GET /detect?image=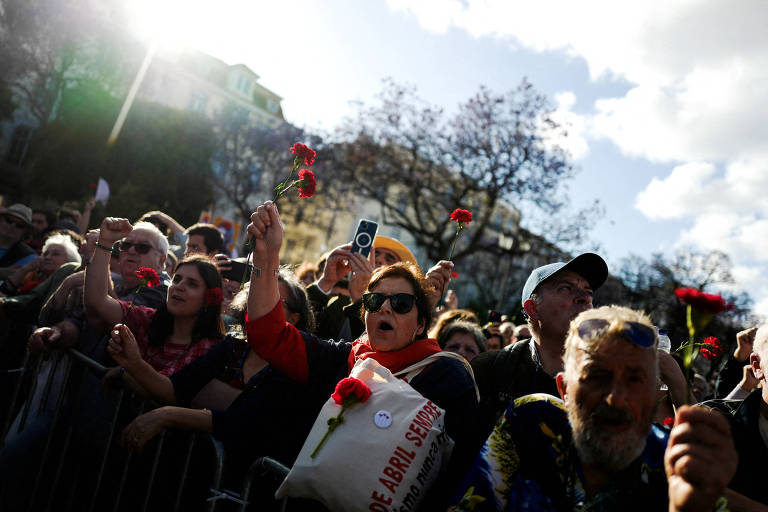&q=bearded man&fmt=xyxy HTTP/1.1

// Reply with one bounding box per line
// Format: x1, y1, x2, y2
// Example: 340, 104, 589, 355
450, 306, 736, 512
